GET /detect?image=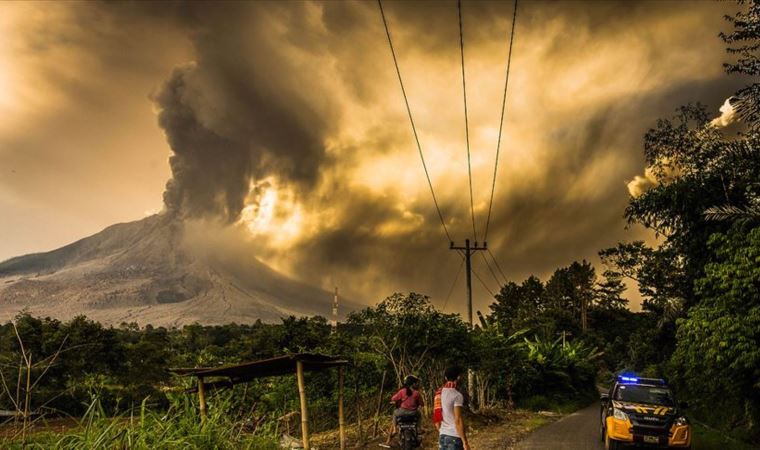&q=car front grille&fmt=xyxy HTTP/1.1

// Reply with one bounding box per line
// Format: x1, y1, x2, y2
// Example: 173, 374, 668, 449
629, 414, 673, 437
